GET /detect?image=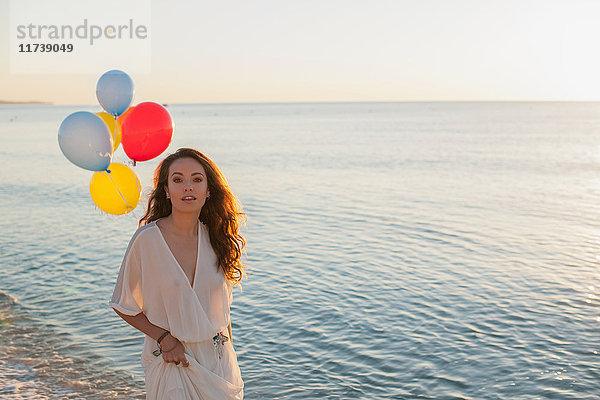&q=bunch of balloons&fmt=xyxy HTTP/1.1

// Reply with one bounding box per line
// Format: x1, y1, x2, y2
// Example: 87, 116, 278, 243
58, 69, 174, 215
